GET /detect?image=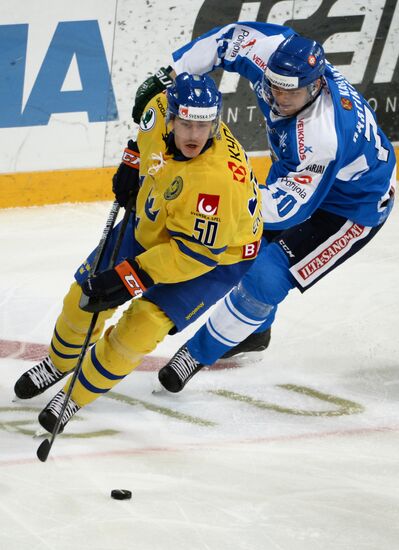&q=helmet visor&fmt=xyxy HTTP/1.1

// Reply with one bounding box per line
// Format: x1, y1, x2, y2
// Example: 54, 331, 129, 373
262, 69, 320, 117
